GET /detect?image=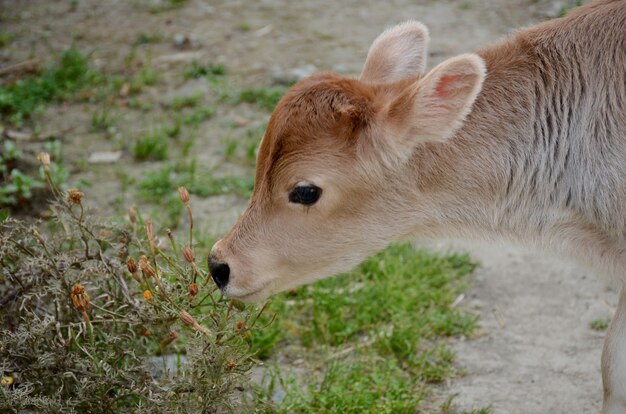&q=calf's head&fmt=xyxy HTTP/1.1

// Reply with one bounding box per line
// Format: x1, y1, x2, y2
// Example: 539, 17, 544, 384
209, 21, 486, 301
